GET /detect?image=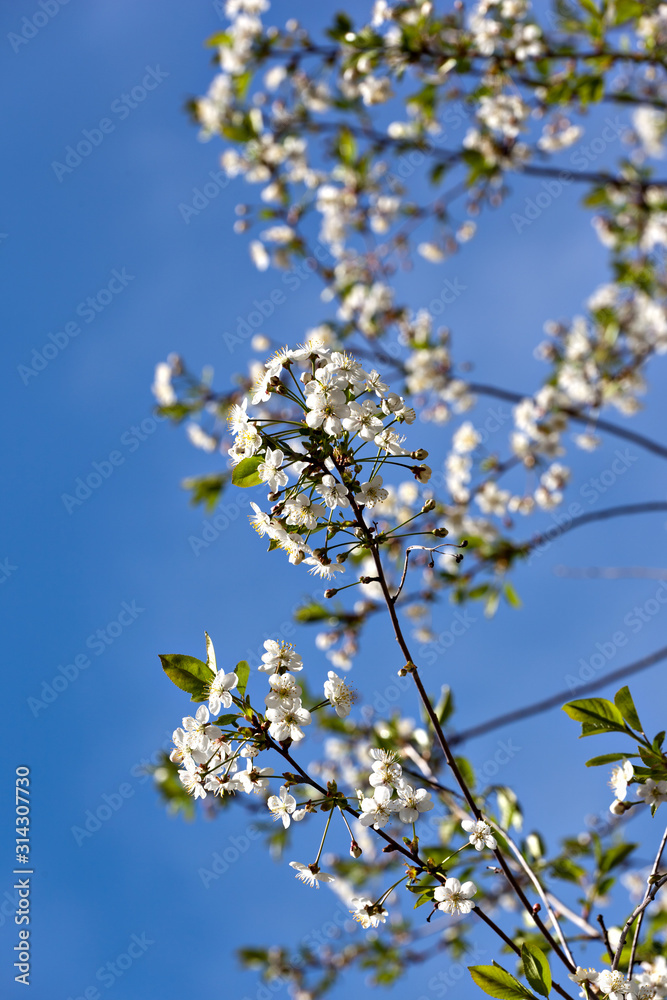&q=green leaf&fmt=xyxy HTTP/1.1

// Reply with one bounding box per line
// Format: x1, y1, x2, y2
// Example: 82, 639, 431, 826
562, 698, 627, 737
231, 456, 262, 488
503, 582, 522, 609
213, 713, 239, 727
235, 660, 250, 698
337, 127, 357, 165
612, 0, 641, 21
599, 841, 636, 874
468, 964, 536, 1000
294, 601, 330, 623
614, 686, 643, 733
160, 654, 214, 702
586, 753, 635, 767
521, 944, 552, 998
